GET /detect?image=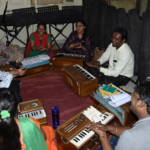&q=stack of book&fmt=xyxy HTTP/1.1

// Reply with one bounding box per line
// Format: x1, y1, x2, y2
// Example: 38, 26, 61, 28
99, 85, 131, 108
